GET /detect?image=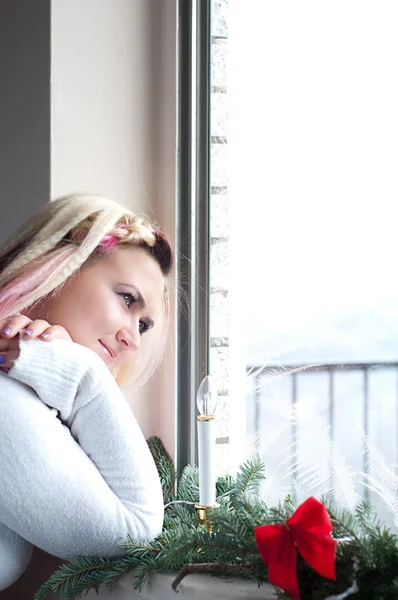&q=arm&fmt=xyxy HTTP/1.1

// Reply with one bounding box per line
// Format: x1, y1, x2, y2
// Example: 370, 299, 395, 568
1, 338, 163, 558
0, 522, 33, 591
